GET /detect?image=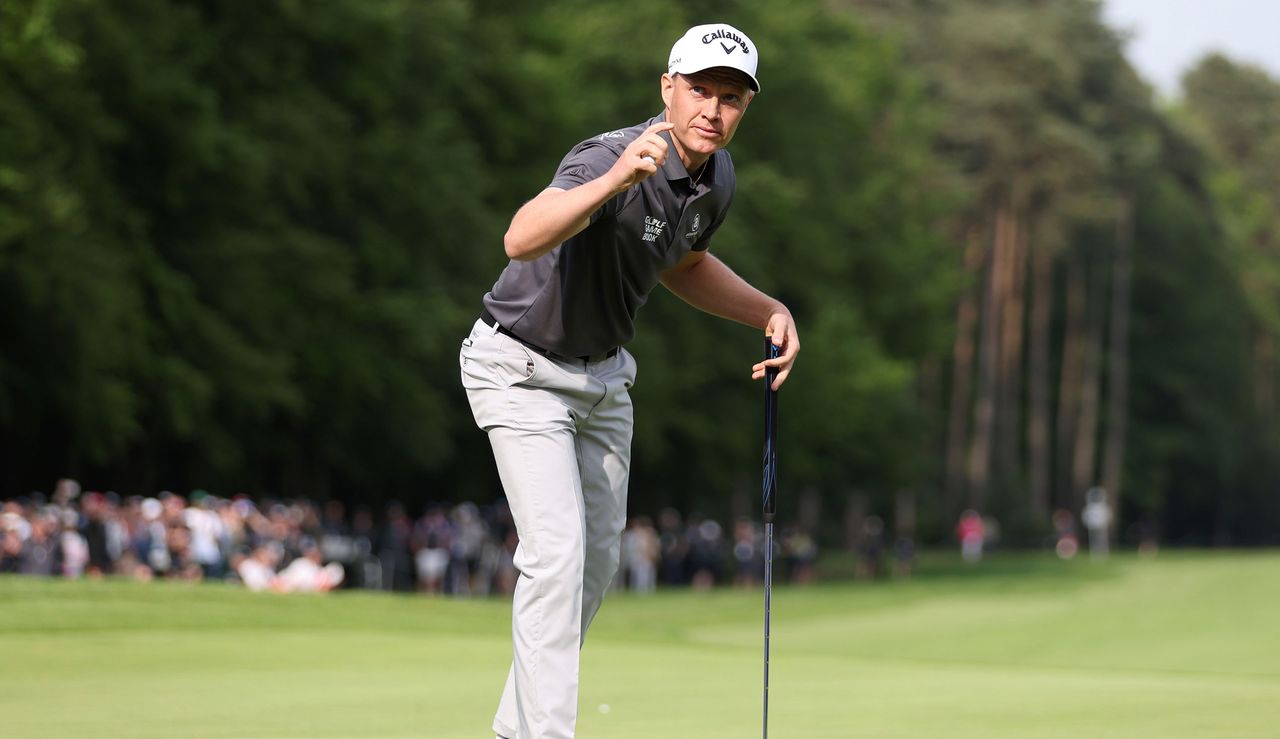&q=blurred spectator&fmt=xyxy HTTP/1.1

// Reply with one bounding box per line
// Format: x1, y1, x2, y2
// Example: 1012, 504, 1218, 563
448, 502, 487, 596
473, 501, 512, 597
1, 525, 21, 573
956, 509, 986, 563
1082, 487, 1112, 560
982, 514, 1002, 551
412, 505, 452, 595
184, 491, 226, 579
785, 524, 819, 585
276, 540, 344, 593
622, 516, 660, 593
730, 519, 762, 588
235, 543, 282, 592
349, 505, 381, 589
853, 517, 881, 582
893, 534, 915, 580
686, 516, 723, 591
59, 509, 89, 578
657, 508, 688, 586
379, 502, 415, 592
23, 510, 61, 577
81, 492, 113, 577
234, 540, 343, 594
52, 478, 80, 508
322, 500, 349, 536
164, 523, 203, 581
1053, 508, 1080, 560
1, 481, 823, 597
